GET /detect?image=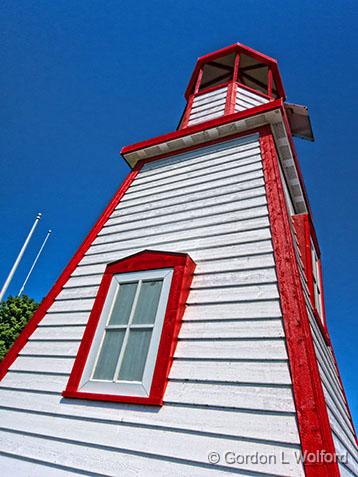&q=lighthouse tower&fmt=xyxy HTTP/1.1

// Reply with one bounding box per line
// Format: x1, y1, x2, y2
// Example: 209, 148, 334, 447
0, 43, 356, 477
